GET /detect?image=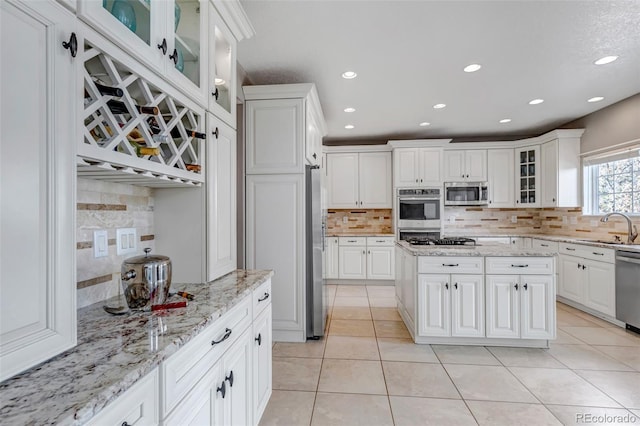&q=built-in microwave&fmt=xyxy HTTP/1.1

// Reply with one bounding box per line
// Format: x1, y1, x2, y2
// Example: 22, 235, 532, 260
396, 188, 441, 229
444, 182, 488, 206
